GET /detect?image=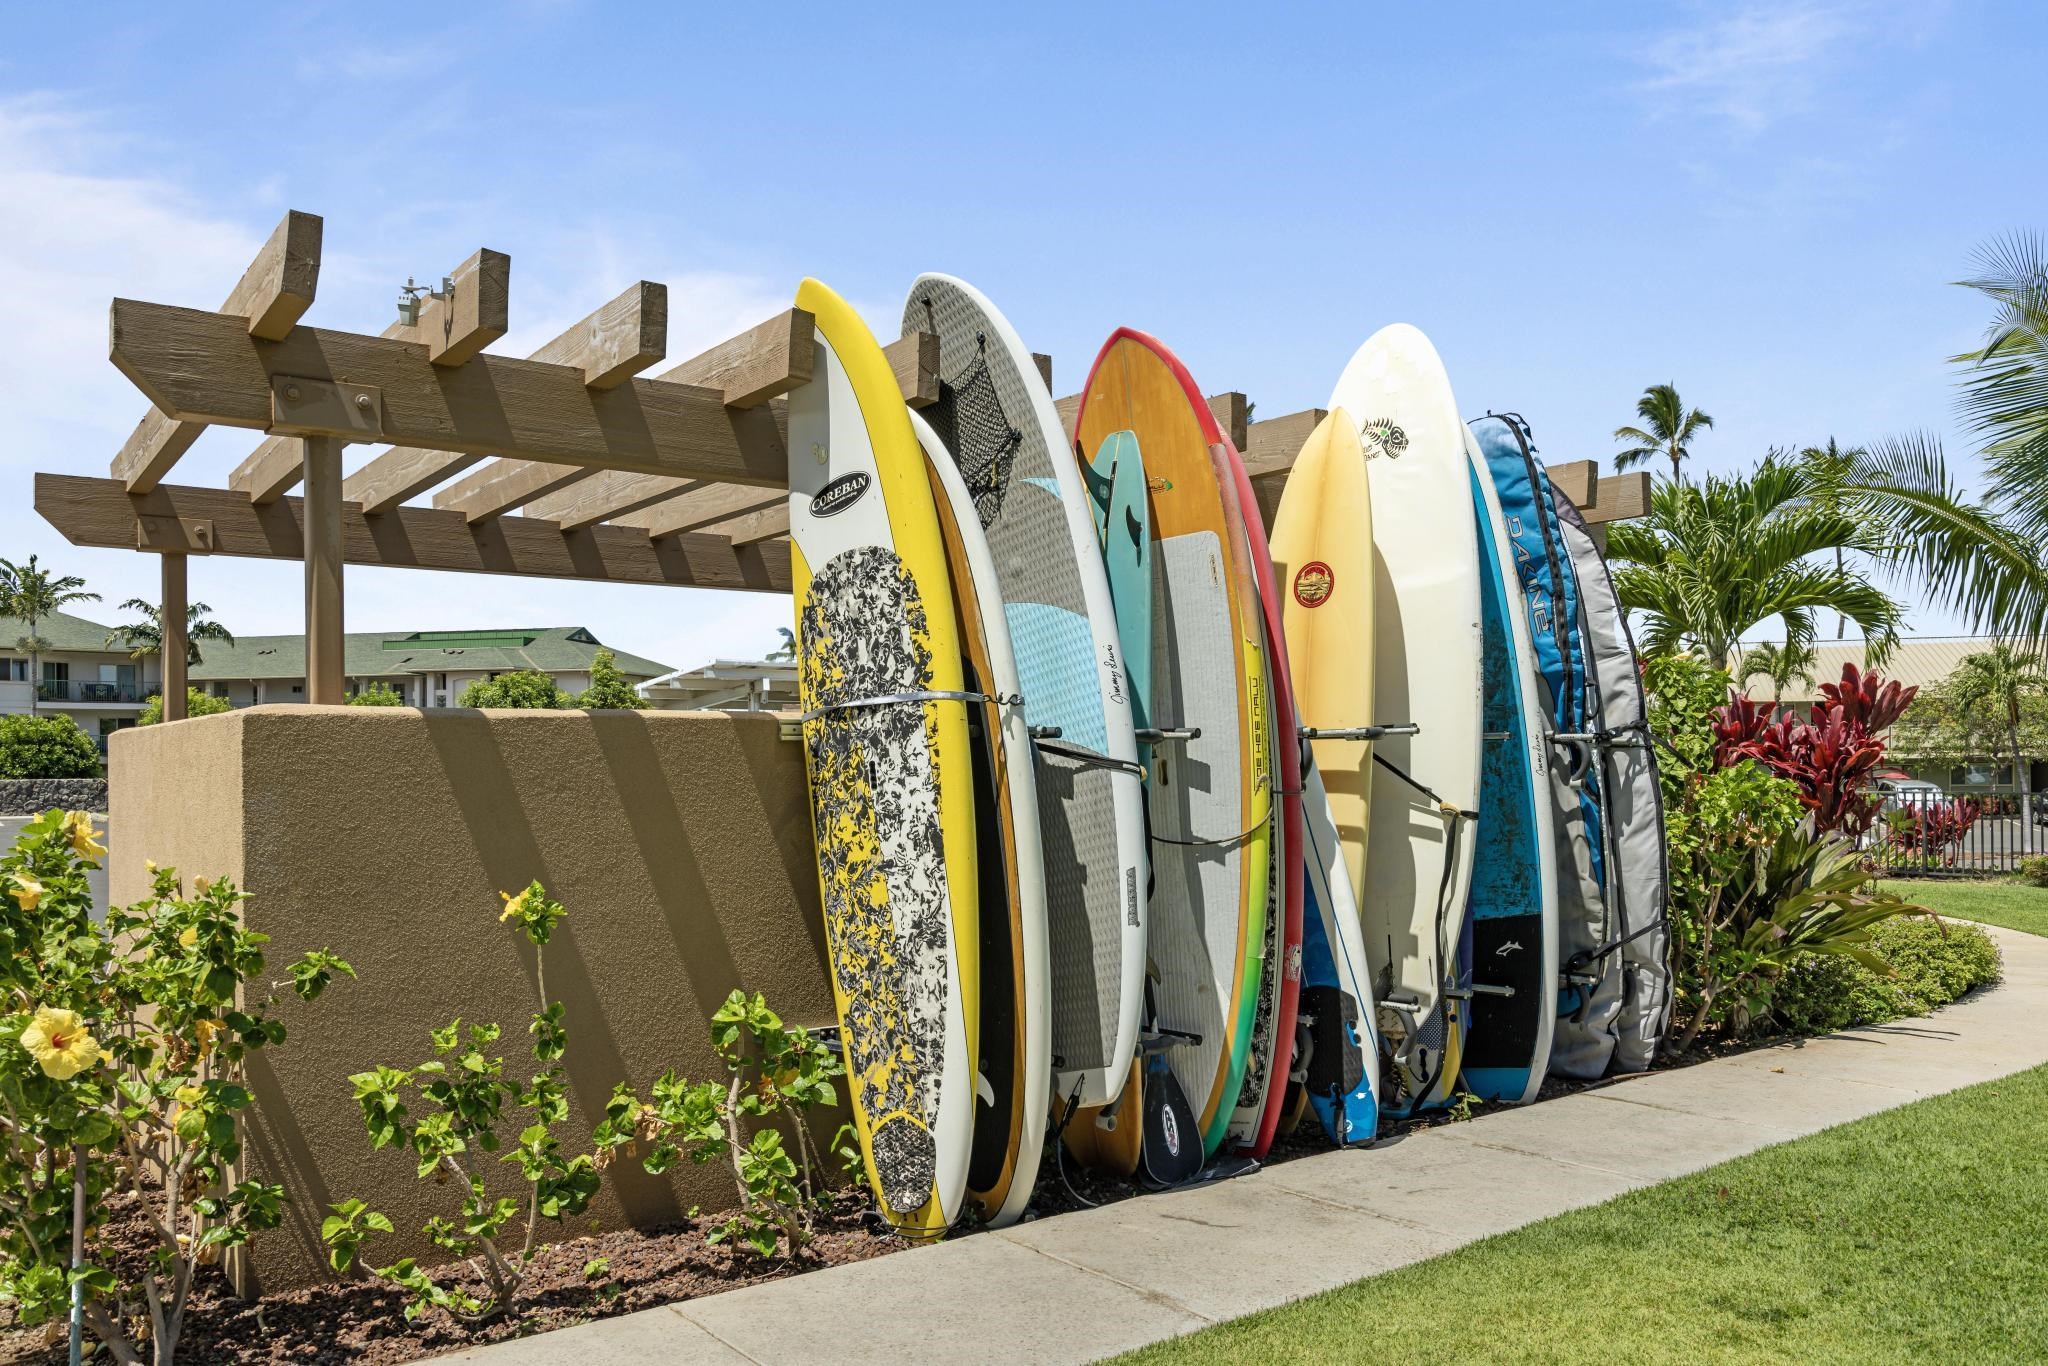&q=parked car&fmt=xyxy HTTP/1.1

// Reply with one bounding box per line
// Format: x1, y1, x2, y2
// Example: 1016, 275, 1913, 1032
1870, 776, 1946, 814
